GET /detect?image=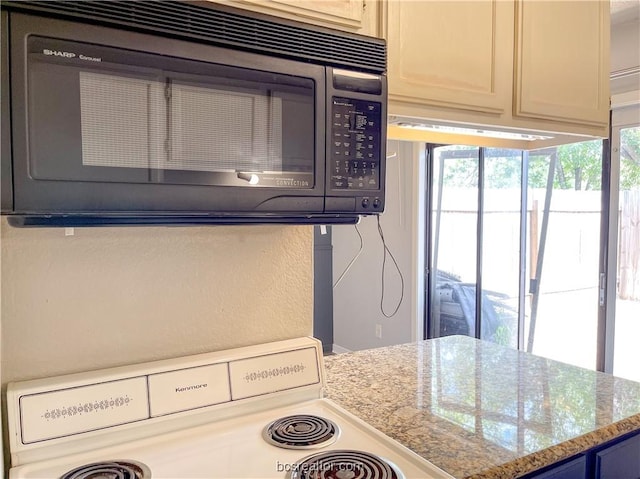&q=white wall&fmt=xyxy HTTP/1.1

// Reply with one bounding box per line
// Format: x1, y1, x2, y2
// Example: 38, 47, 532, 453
0, 222, 313, 385
1, 221, 313, 473
611, 15, 640, 94
611, 15, 640, 71
332, 141, 425, 351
